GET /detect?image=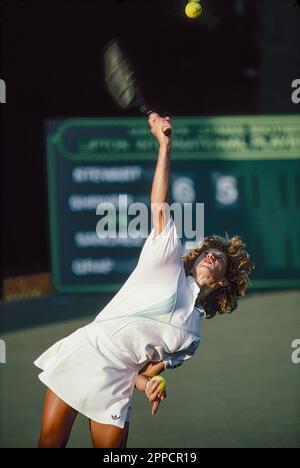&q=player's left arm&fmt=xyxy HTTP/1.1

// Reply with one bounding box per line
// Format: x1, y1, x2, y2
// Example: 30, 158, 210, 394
133, 360, 164, 392
139, 361, 165, 378
134, 361, 166, 416
139, 360, 165, 377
